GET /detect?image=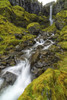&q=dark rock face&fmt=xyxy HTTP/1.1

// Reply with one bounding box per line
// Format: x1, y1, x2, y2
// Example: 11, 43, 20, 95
2, 71, 17, 85
0, 72, 17, 90
53, 0, 67, 15
9, 0, 42, 14
41, 0, 67, 16
41, 1, 55, 16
